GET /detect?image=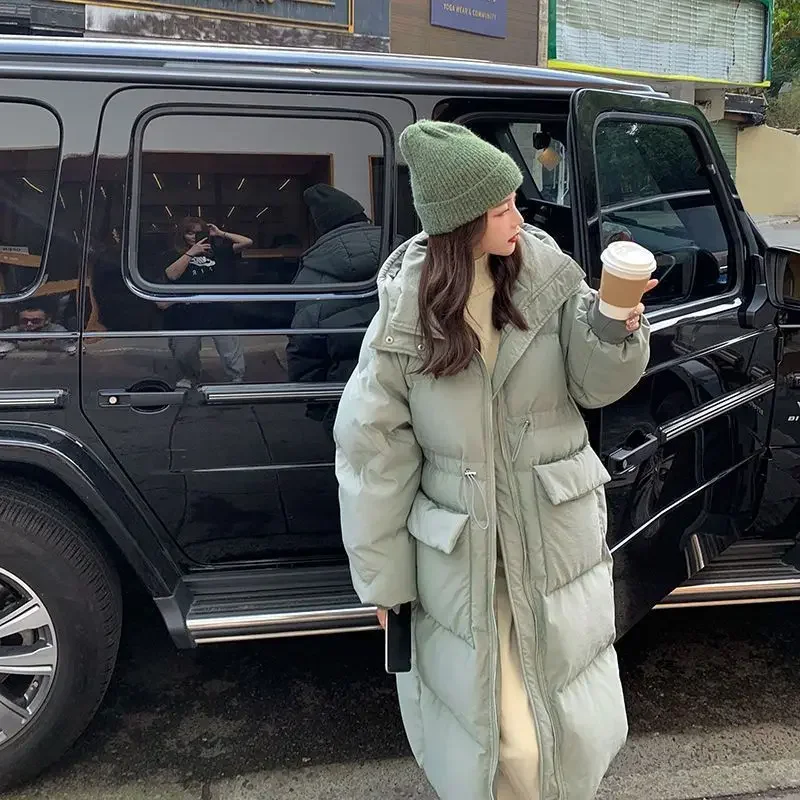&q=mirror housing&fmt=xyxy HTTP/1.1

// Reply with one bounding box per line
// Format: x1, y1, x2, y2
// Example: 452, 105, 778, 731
766, 246, 800, 311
